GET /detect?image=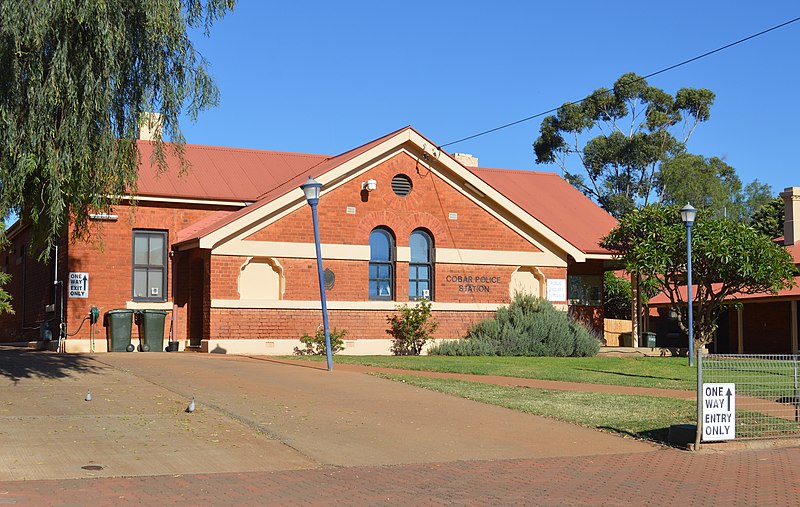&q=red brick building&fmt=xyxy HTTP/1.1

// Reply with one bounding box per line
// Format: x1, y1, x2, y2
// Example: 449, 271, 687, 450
0, 127, 617, 354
